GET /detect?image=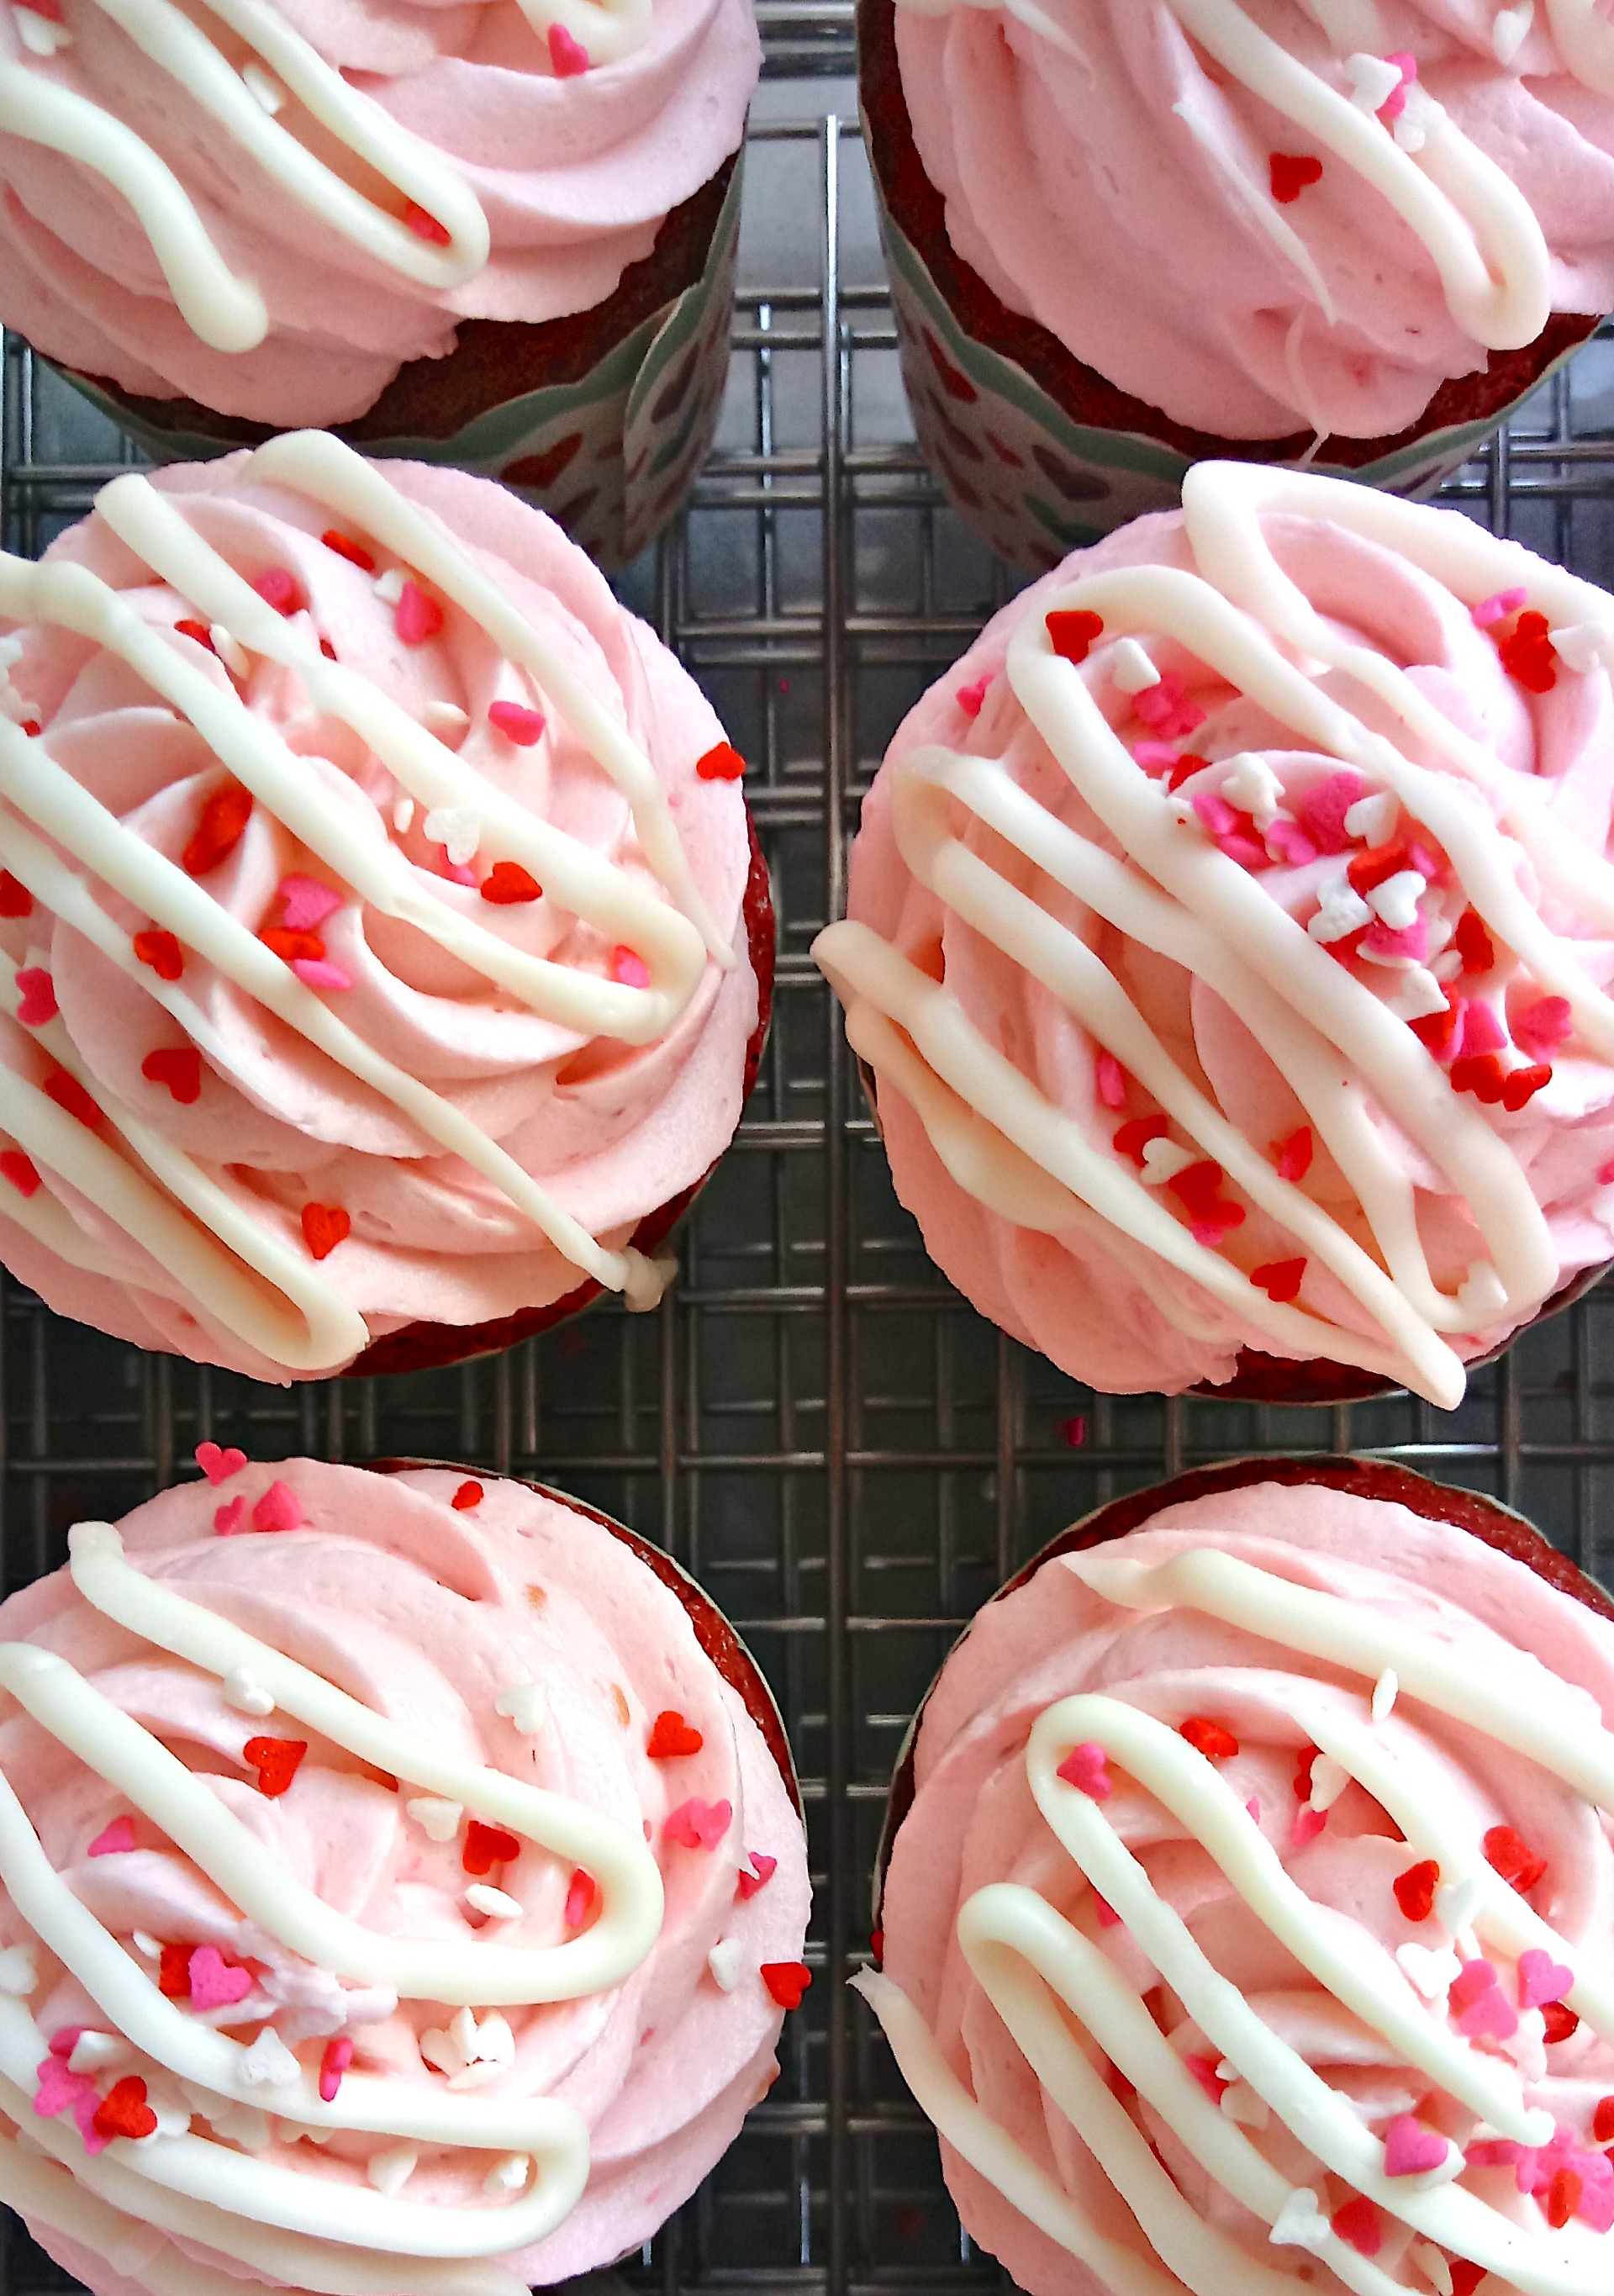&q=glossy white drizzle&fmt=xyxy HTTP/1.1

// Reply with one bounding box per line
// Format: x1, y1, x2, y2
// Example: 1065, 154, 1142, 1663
0, 0, 656, 356
0, 434, 734, 1372
0, 1517, 672, 2287
862, 1542, 1614, 2296
814, 463, 1614, 1407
